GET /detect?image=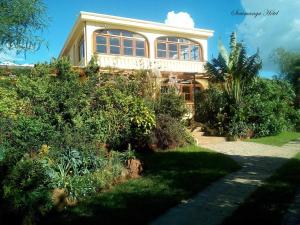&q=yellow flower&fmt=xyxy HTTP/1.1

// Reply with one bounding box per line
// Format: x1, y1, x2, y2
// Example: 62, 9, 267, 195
39, 144, 50, 156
